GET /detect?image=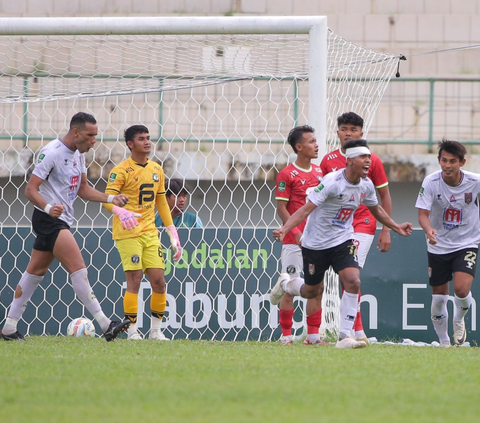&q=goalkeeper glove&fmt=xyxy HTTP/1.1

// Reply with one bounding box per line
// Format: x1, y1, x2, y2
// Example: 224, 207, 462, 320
112, 206, 141, 230
166, 225, 182, 262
